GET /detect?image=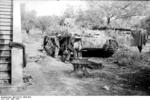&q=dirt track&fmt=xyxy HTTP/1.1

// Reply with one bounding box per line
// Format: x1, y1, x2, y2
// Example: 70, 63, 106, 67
4, 33, 150, 96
